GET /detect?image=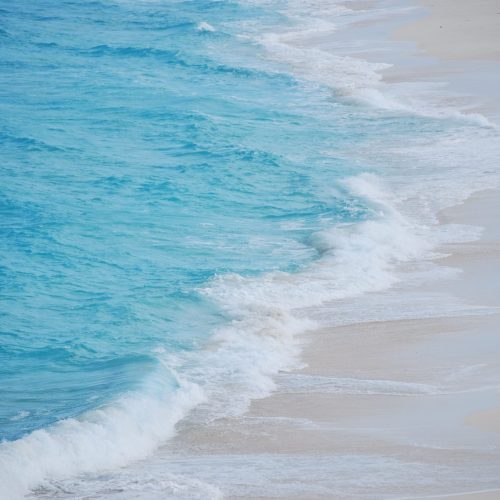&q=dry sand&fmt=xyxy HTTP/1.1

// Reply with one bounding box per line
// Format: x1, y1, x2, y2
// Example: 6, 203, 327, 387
386, 0, 500, 121
167, 191, 500, 498
163, 2, 500, 498
393, 0, 500, 61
